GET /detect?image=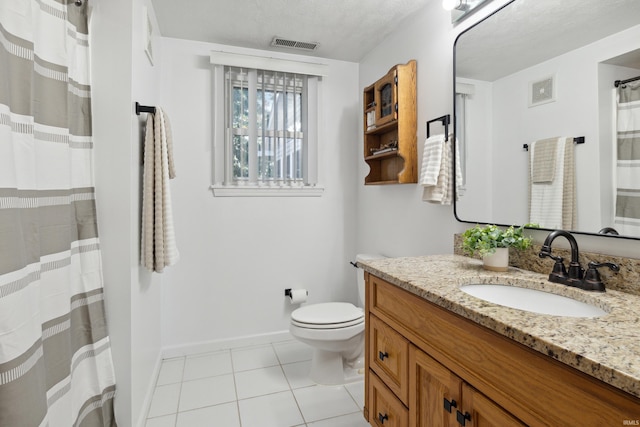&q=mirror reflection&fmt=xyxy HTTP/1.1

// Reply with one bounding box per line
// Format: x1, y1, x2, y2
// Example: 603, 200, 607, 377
454, 0, 640, 239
